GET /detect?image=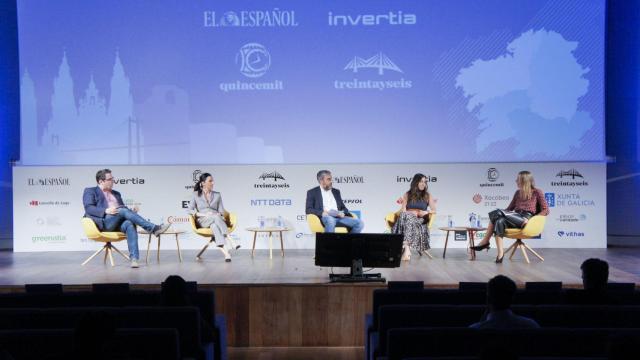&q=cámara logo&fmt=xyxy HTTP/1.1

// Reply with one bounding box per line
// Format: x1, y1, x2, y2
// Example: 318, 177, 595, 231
204, 9, 299, 28
167, 215, 190, 224
29, 200, 70, 207
28, 177, 69, 186
255, 171, 290, 189
328, 11, 417, 26
551, 169, 588, 187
